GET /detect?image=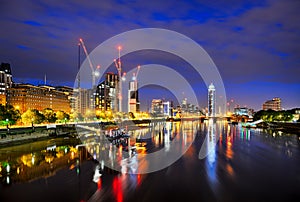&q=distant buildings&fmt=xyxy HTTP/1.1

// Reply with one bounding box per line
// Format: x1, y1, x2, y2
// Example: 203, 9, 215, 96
0, 63, 13, 105
263, 97, 281, 111
208, 83, 216, 117
180, 98, 200, 115
234, 107, 254, 117
7, 84, 70, 113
